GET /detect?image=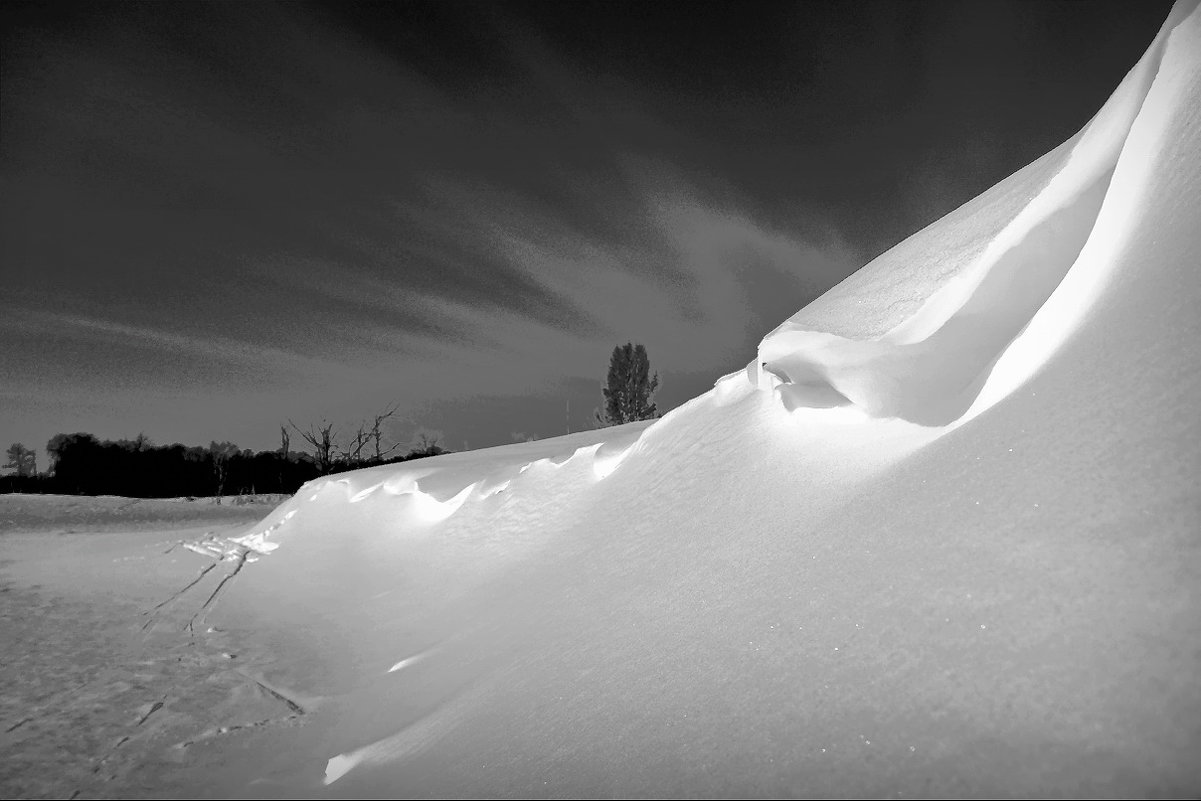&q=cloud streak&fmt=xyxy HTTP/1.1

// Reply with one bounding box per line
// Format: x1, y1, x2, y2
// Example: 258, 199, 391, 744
0, 1, 1169, 453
